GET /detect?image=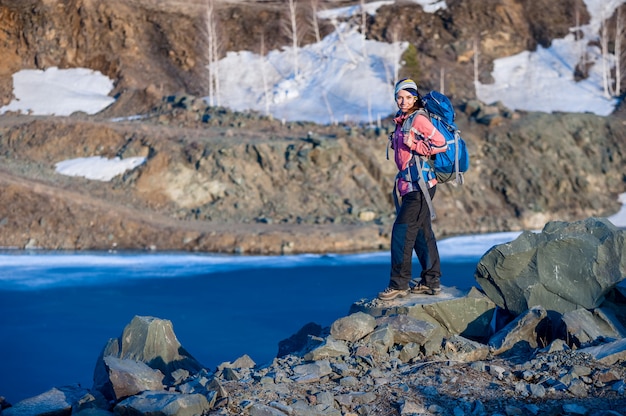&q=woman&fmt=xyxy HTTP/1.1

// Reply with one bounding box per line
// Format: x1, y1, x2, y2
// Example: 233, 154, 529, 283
378, 78, 447, 301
